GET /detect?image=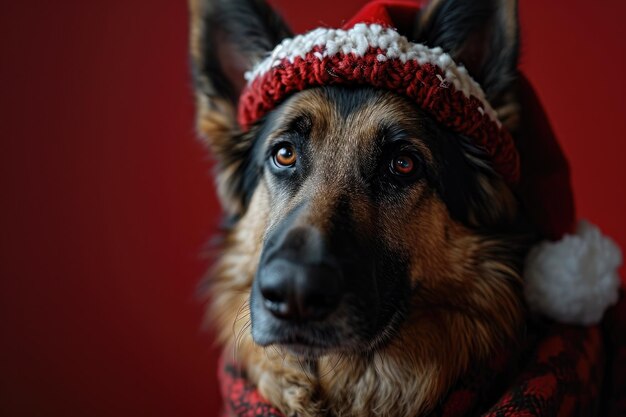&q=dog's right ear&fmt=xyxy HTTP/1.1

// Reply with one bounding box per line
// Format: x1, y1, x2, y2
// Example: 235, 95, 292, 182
189, 0, 292, 217
413, 0, 519, 109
